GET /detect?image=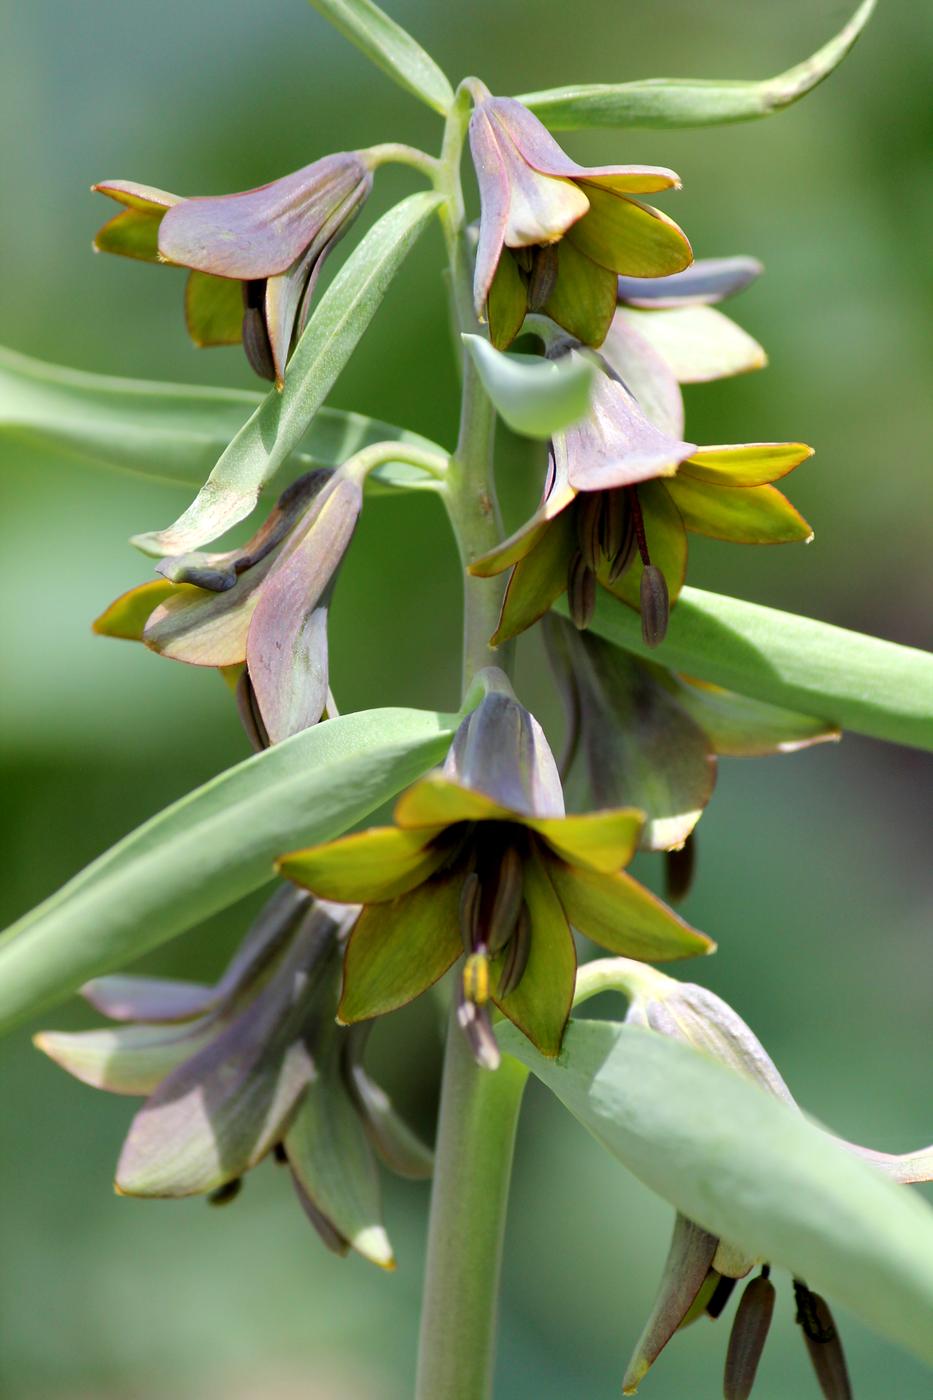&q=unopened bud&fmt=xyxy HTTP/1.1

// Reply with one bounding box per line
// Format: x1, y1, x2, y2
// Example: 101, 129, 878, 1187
665, 833, 696, 903
486, 847, 524, 953
463, 951, 491, 1006
794, 1283, 851, 1399
640, 564, 669, 647
567, 551, 596, 629
527, 244, 559, 311
724, 1272, 776, 1399
497, 902, 531, 998
459, 871, 482, 954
